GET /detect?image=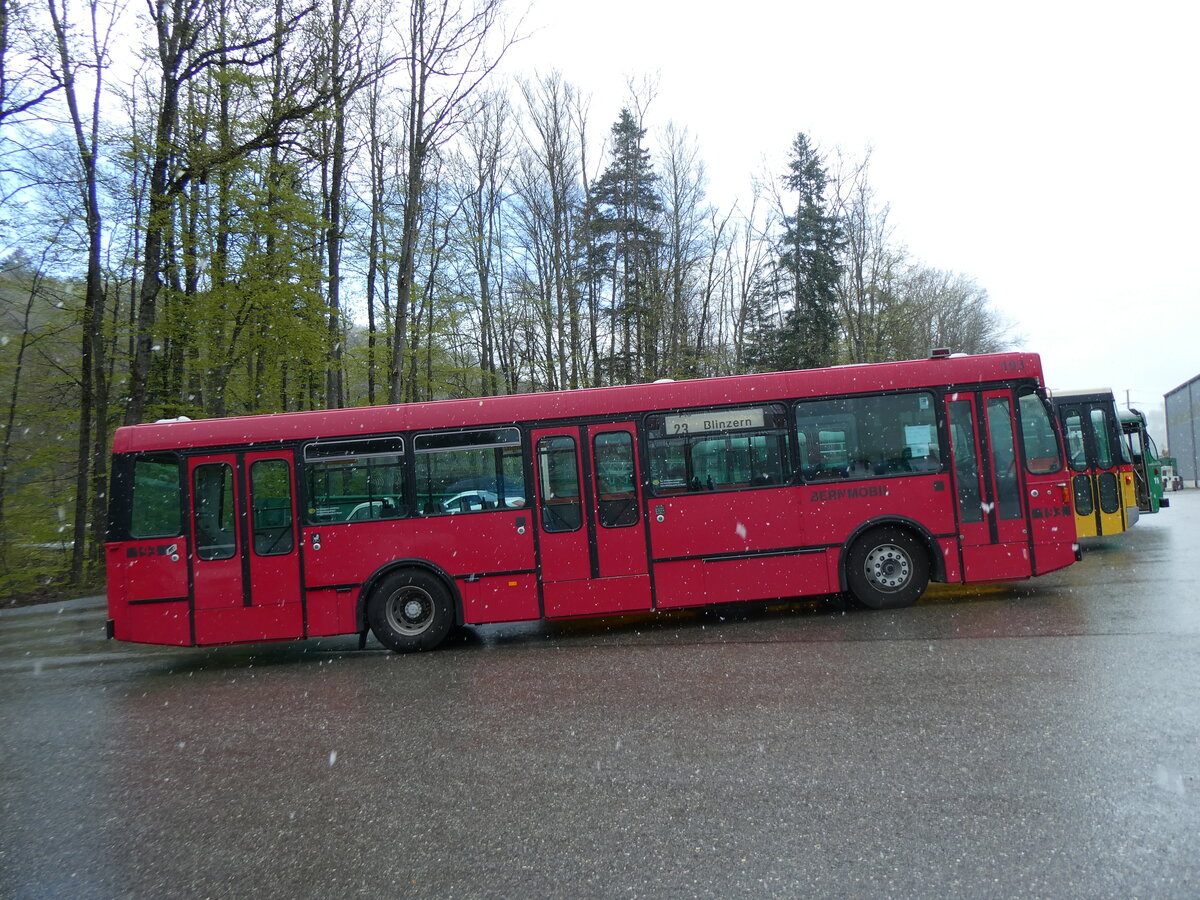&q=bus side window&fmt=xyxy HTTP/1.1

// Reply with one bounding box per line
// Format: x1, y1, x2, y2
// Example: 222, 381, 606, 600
947, 405, 984, 524
251, 459, 295, 555
537, 436, 582, 532
648, 439, 688, 493
796, 433, 813, 479
797, 392, 940, 482
987, 397, 1022, 520
414, 428, 525, 515
594, 431, 638, 528
645, 405, 790, 494
303, 437, 406, 523
192, 463, 236, 560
